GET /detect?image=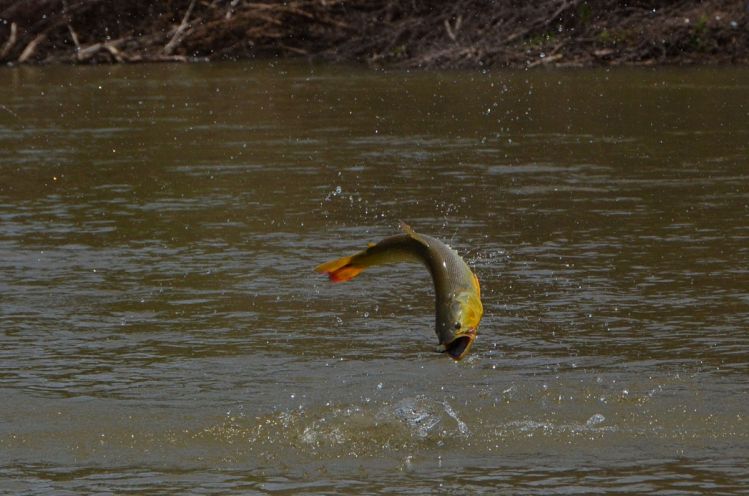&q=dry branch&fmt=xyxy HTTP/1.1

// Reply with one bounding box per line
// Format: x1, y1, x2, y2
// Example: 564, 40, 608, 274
18, 32, 46, 62
164, 0, 197, 55
0, 21, 17, 59
0, 0, 745, 67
